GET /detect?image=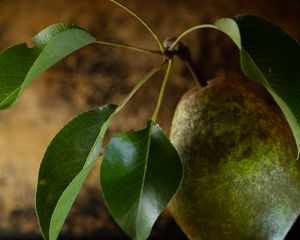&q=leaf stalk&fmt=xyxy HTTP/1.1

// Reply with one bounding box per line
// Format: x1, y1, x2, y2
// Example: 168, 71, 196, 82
152, 59, 173, 122
110, 0, 164, 53
96, 40, 162, 55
